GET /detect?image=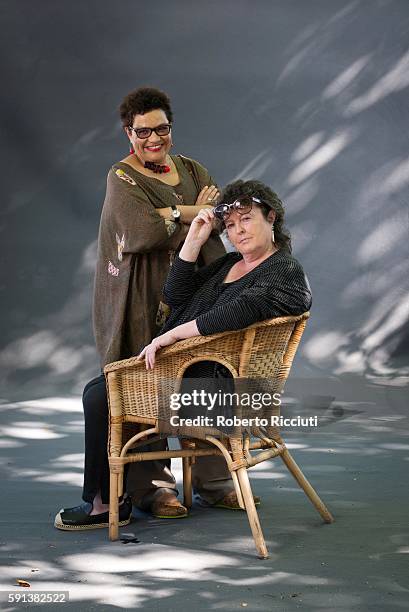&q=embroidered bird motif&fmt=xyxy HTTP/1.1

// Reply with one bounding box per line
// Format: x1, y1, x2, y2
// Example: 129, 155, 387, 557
116, 233, 125, 262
